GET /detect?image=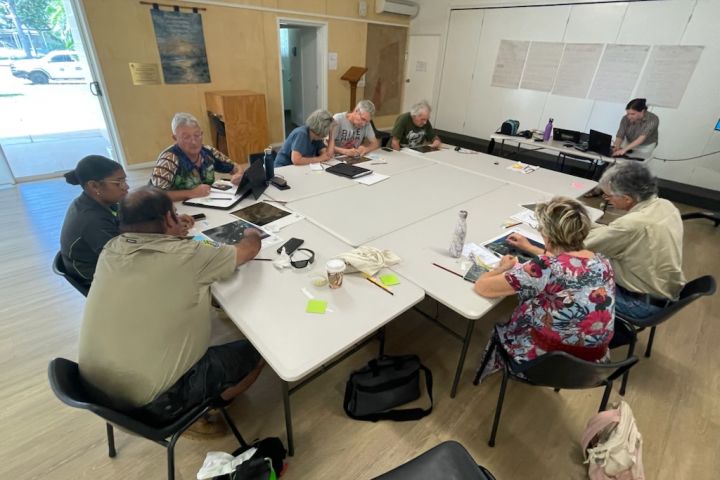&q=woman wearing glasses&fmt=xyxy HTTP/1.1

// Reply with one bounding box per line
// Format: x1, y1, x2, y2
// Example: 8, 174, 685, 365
61, 155, 194, 288
274, 109, 335, 167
